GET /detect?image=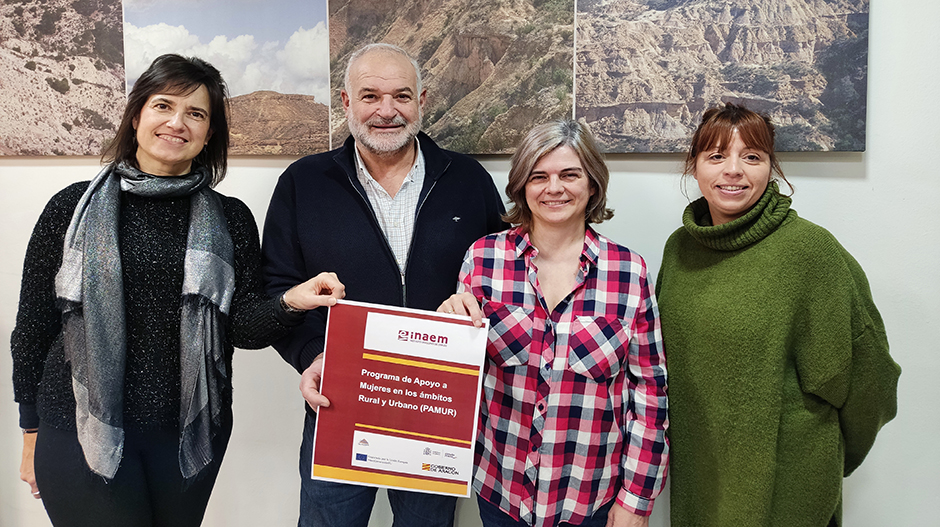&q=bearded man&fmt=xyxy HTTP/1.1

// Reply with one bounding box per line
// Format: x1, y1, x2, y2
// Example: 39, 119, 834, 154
261, 43, 506, 527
